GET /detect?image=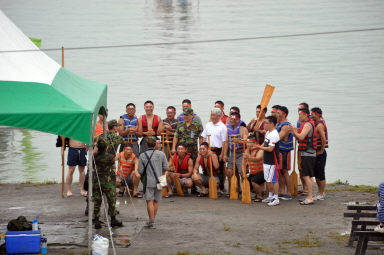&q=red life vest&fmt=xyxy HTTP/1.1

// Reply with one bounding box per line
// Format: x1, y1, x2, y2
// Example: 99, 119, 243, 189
315, 120, 329, 149
221, 115, 228, 124
298, 120, 318, 151
199, 152, 219, 176
141, 114, 159, 133
118, 152, 136, 178
173, 153, 191, 174
248, 150, 263, 175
